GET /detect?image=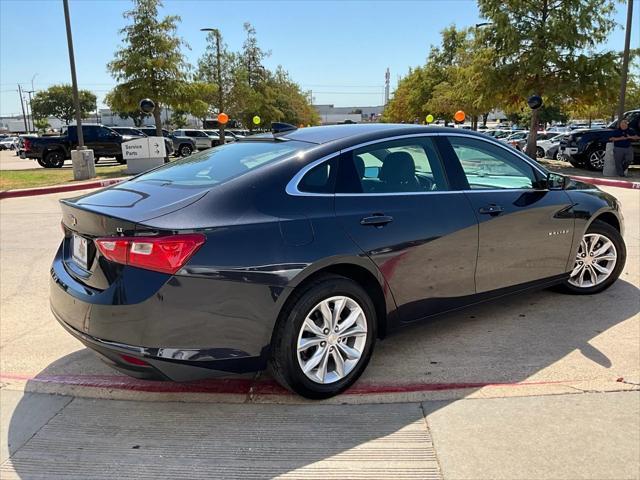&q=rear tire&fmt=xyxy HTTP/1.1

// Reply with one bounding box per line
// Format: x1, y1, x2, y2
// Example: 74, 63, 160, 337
536, 147, 545, 158
44, 150, 65, 168
555, 220, 625, 295
269, 274, 376, 399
